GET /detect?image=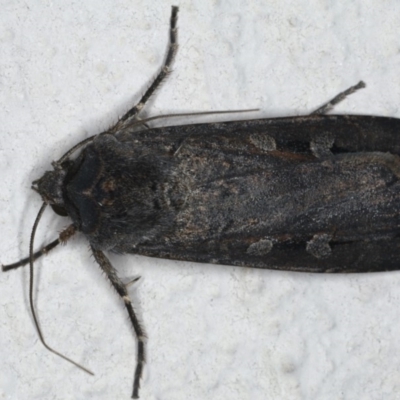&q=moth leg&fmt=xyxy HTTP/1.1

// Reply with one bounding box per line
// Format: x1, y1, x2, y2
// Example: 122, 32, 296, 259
311, 81, 365, 115
117, 6, 179, 125
91, 247, 145, 399
2, 224, 76, 272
